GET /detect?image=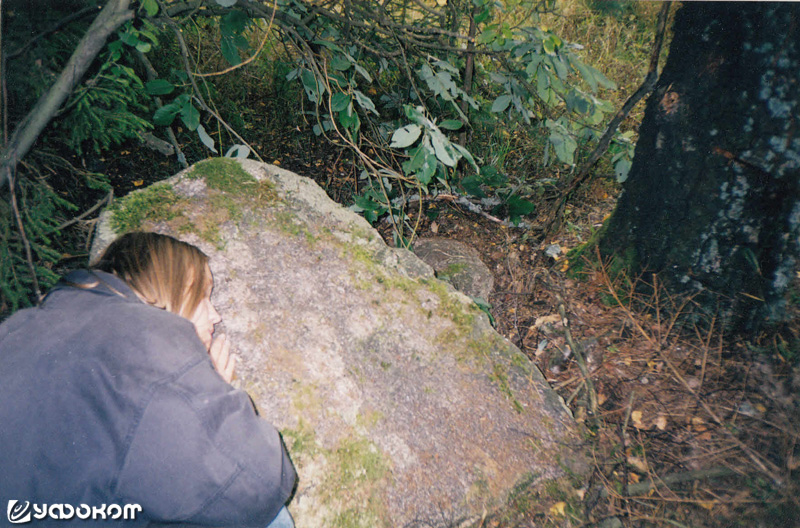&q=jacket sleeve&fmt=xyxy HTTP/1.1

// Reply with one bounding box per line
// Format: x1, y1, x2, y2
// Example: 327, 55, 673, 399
114, 359, 296, 527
